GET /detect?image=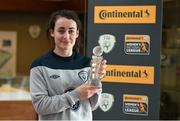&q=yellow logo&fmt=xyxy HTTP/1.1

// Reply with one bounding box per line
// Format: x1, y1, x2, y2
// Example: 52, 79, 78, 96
124, 35, 150, 55
94, 6, 156, 24
123, 94, 148, 115
102, 65, 154, 84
